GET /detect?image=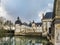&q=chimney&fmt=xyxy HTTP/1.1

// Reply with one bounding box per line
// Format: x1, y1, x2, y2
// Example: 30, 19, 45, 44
42, 13, 44, 19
